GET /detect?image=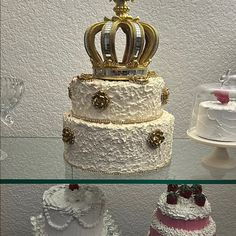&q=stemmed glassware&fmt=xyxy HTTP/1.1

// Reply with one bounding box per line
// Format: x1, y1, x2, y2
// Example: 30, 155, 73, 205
1, 77, 25, 160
